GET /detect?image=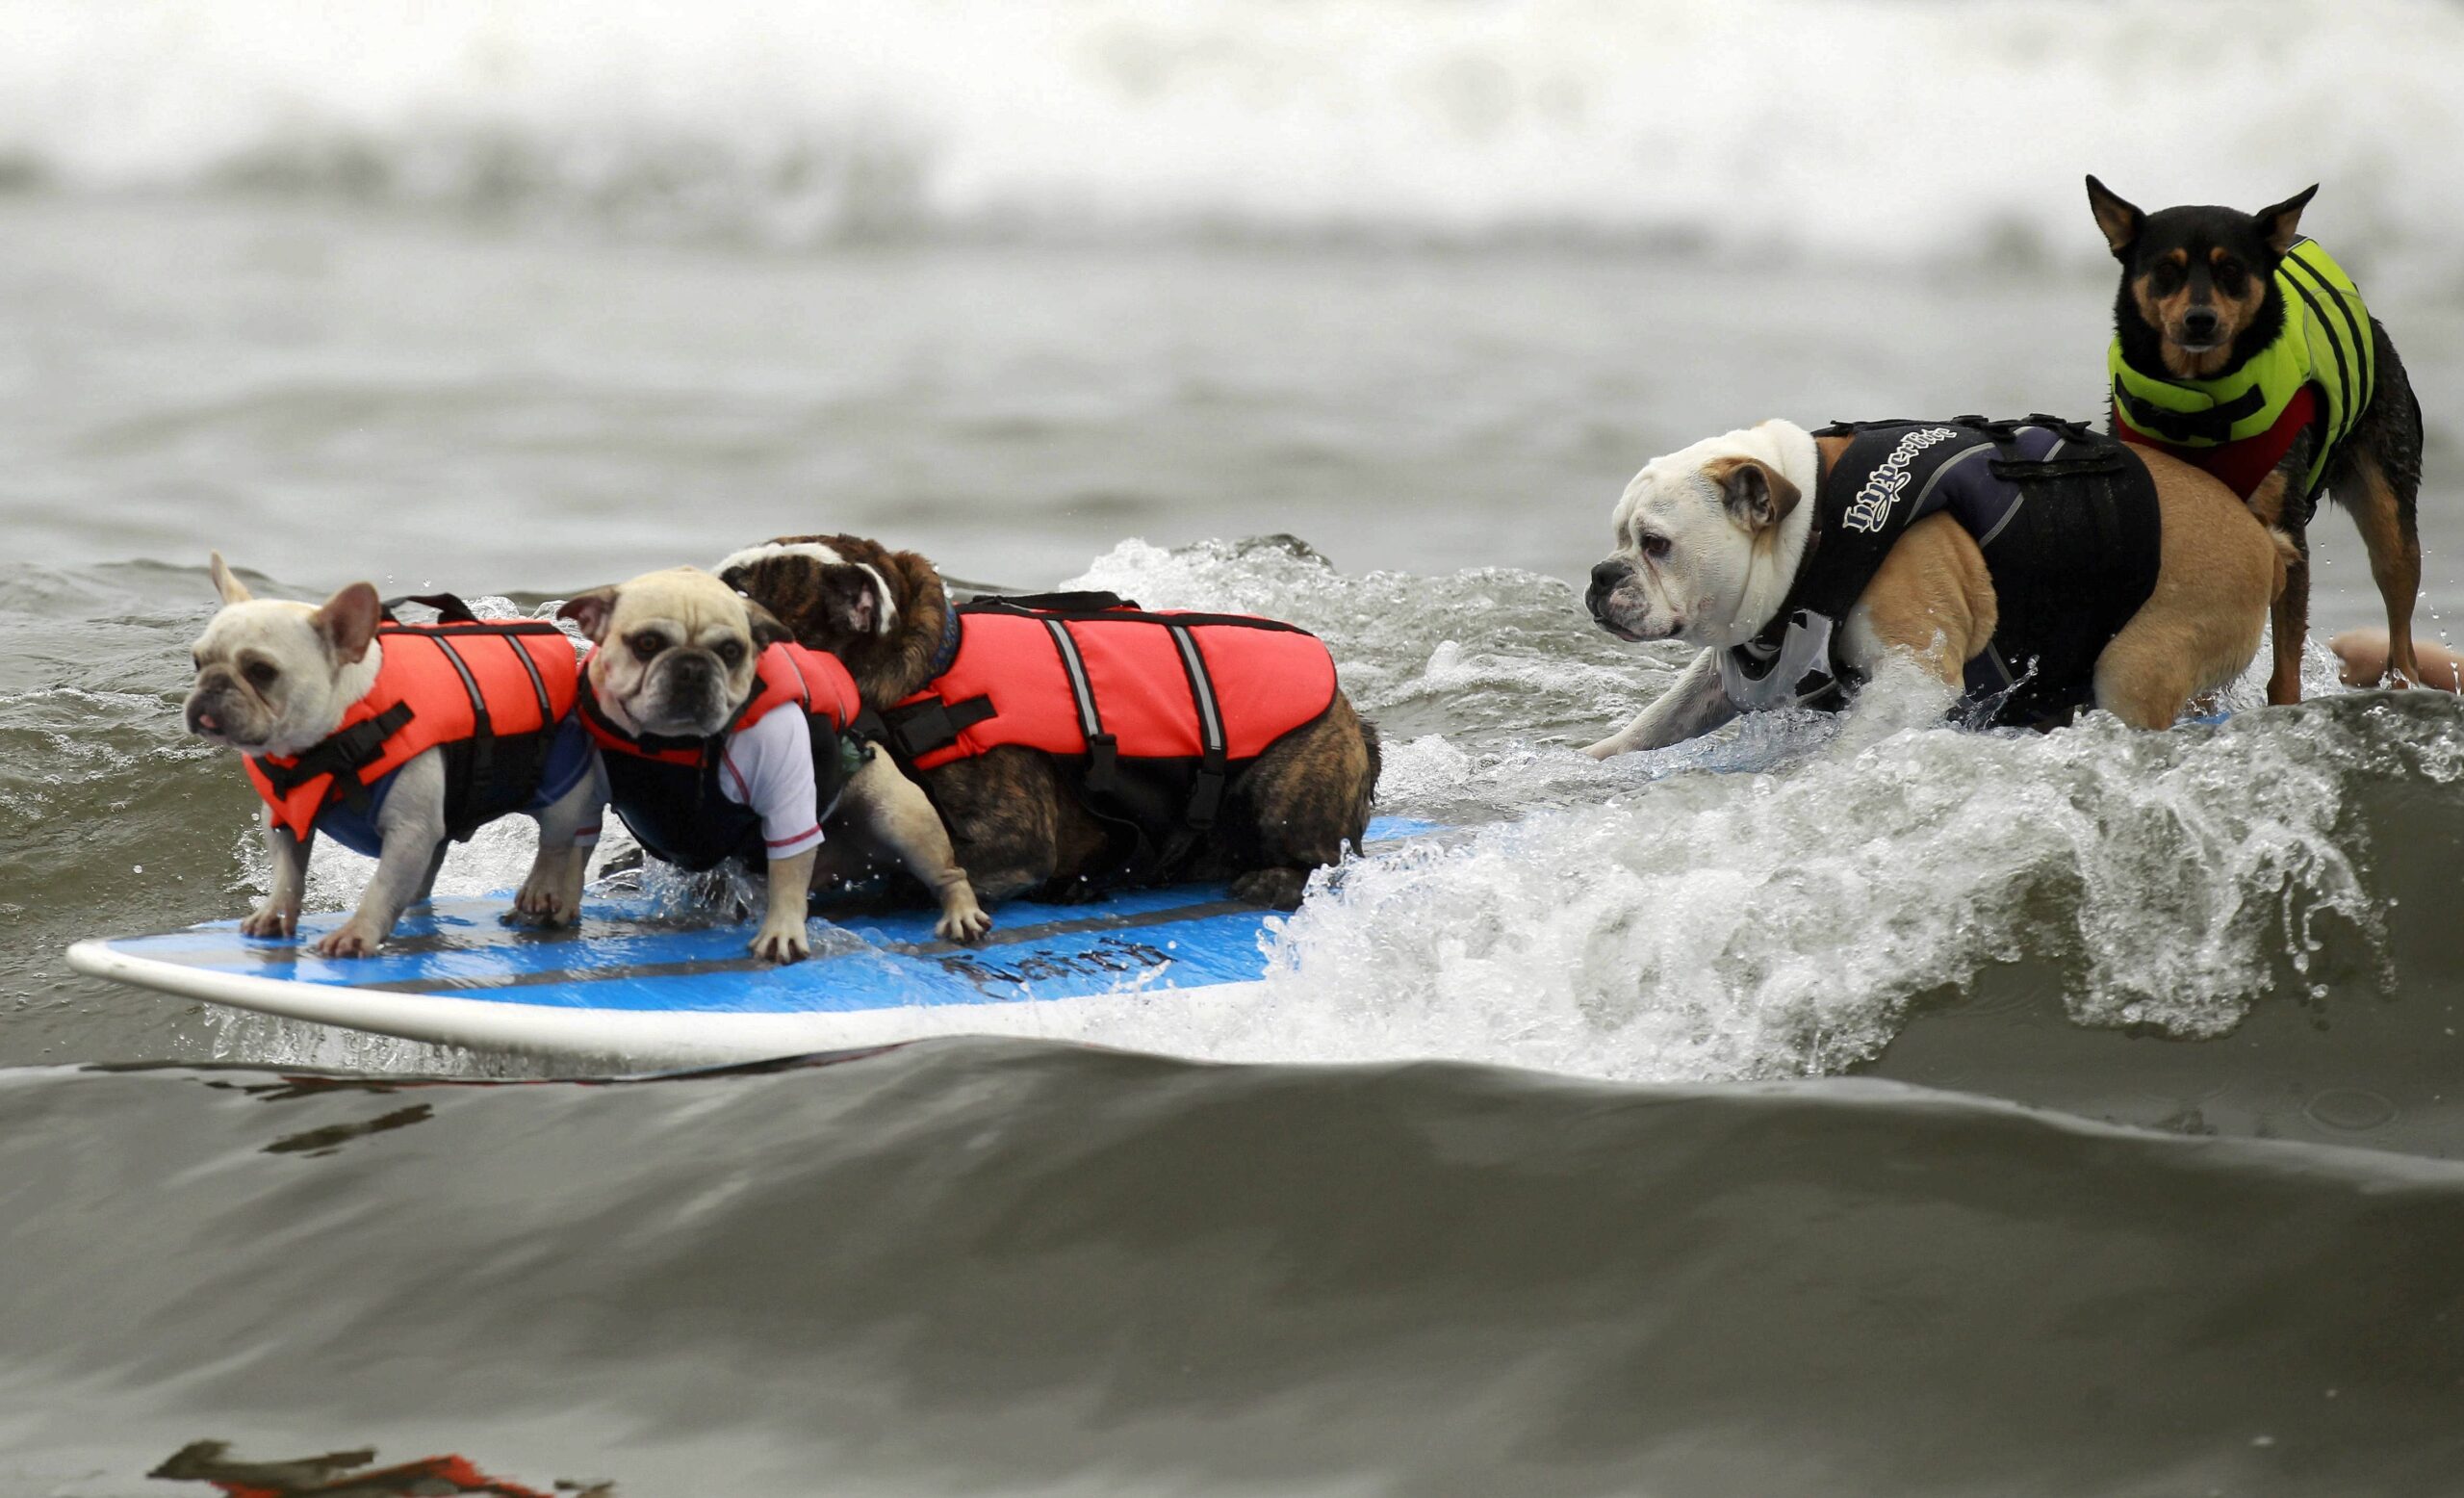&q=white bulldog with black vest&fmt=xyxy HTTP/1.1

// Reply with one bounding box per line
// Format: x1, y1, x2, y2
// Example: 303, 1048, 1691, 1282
1580, 416, 2293, 756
